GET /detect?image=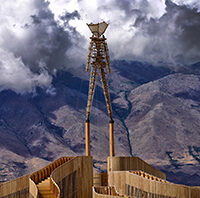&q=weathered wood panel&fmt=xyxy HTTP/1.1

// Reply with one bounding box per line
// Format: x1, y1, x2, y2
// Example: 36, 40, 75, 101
50, 176, 60, 198
94, 172, 108, 186
108, 171, 200, 198
29, 178, 38, 198
30, 157, 73, 185
51, 156, 93, 198
29, 156, 73, 198
0, 175, 29, 198
107, 157, 166, 180
93, 186, 130, 198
